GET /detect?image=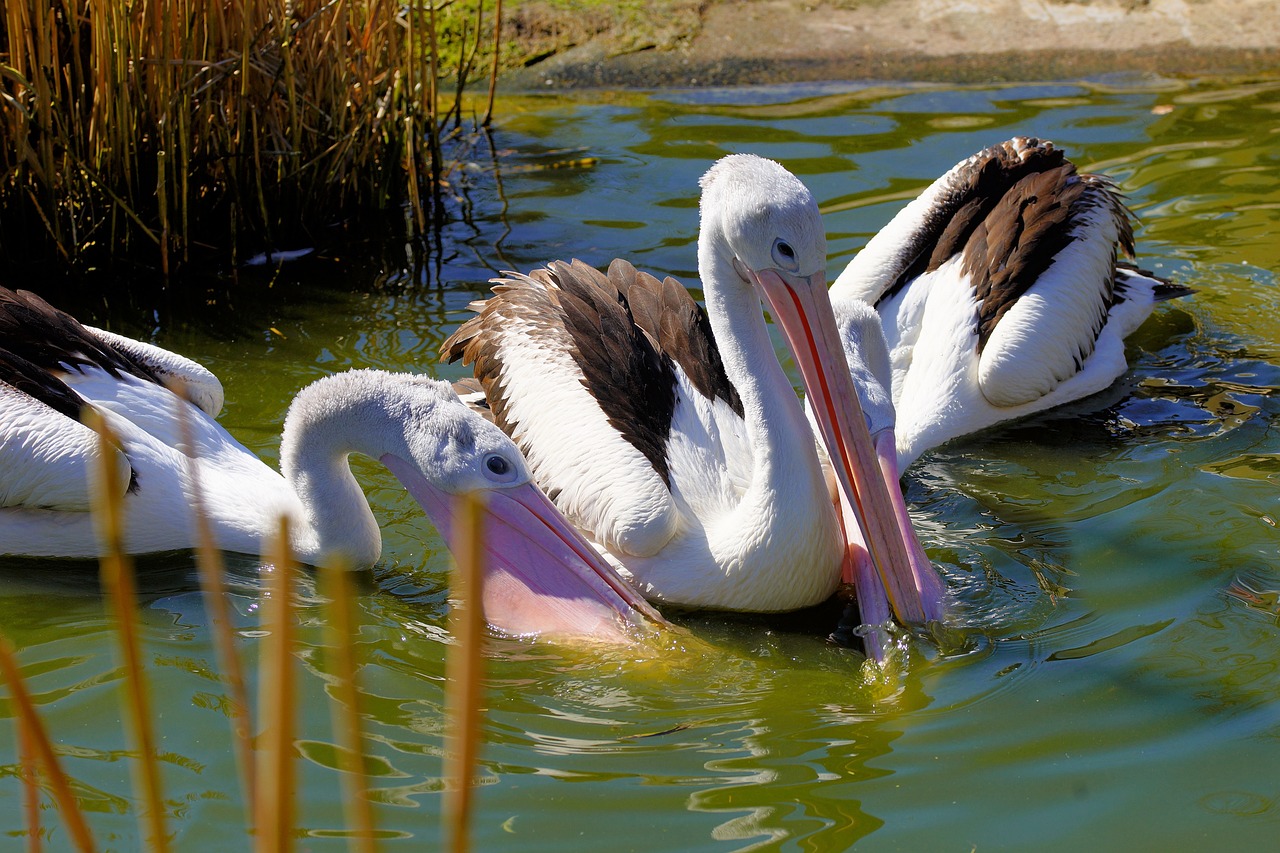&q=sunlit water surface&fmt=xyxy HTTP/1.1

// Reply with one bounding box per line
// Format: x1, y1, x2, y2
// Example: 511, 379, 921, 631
4, 75, 1280, 850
